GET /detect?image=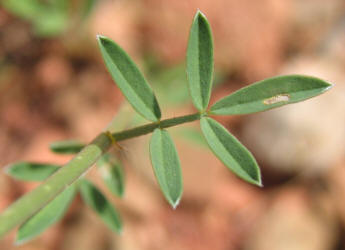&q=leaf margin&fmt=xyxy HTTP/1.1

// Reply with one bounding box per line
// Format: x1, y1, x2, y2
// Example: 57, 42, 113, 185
79, 179, 122, 233
97, 35, 161, 122
5, 162, 59, 182
149, 128, 183, 208
200, 117, 262, 186
15, 185, 77, 245
186, 10, 214, 111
